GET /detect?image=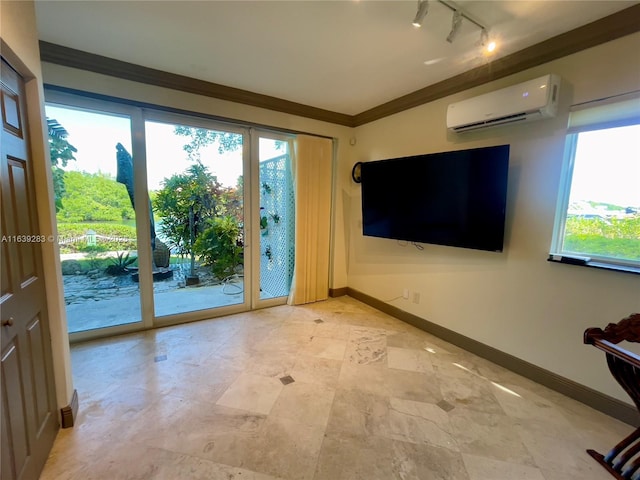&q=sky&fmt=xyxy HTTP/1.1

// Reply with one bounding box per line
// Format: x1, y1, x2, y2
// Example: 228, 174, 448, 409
46, 105, 283, 191
569, 124, 640, 208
